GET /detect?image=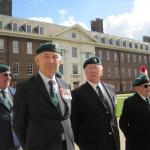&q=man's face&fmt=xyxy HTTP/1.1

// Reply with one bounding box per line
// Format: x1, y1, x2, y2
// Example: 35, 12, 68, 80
135, 83, 150, 97
85, 64, 103, 84
0, 71, 12, 90
35, 51, 61, 78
